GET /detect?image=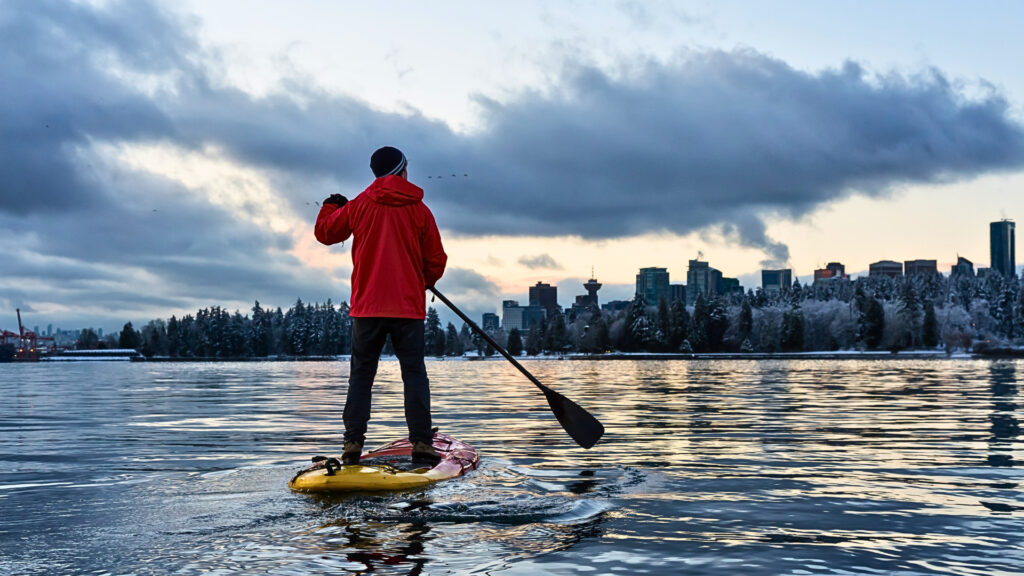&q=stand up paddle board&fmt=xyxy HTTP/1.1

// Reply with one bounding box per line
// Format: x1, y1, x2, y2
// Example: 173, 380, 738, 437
289, 432, 479, 493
